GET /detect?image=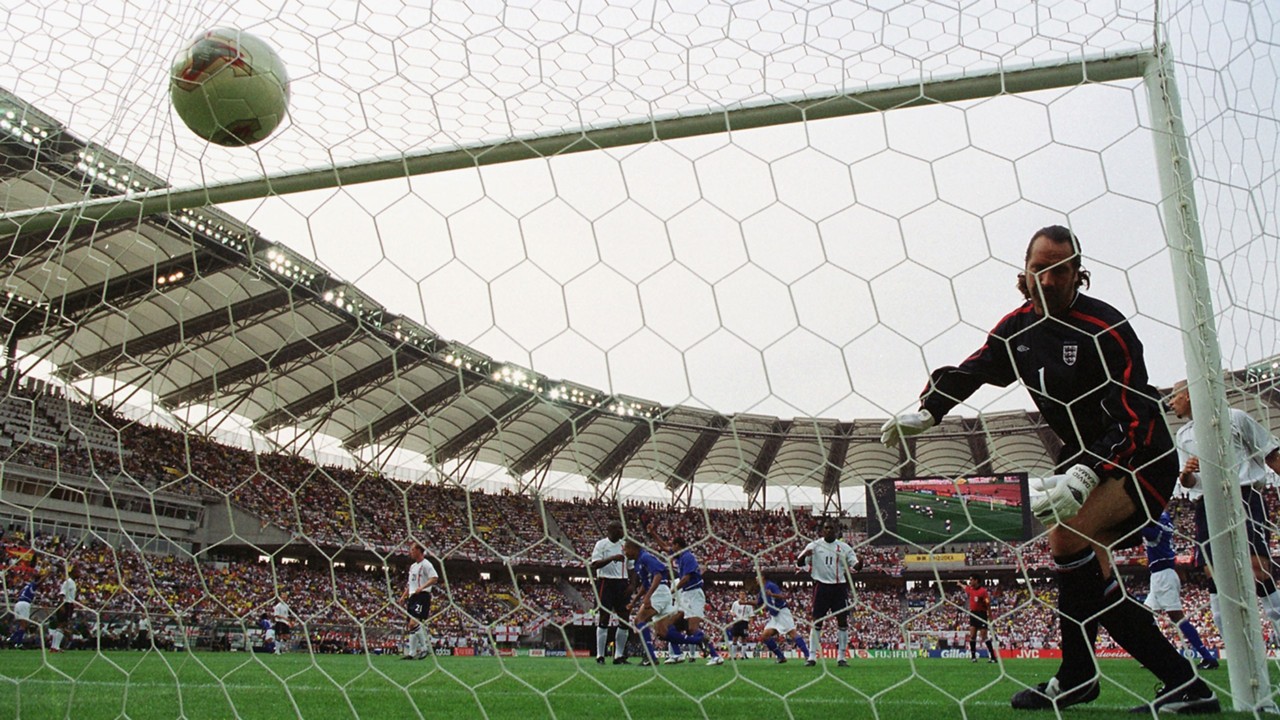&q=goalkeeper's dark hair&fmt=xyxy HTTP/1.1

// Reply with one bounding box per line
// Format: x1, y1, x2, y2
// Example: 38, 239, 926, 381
1016, 224, 1091, 299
